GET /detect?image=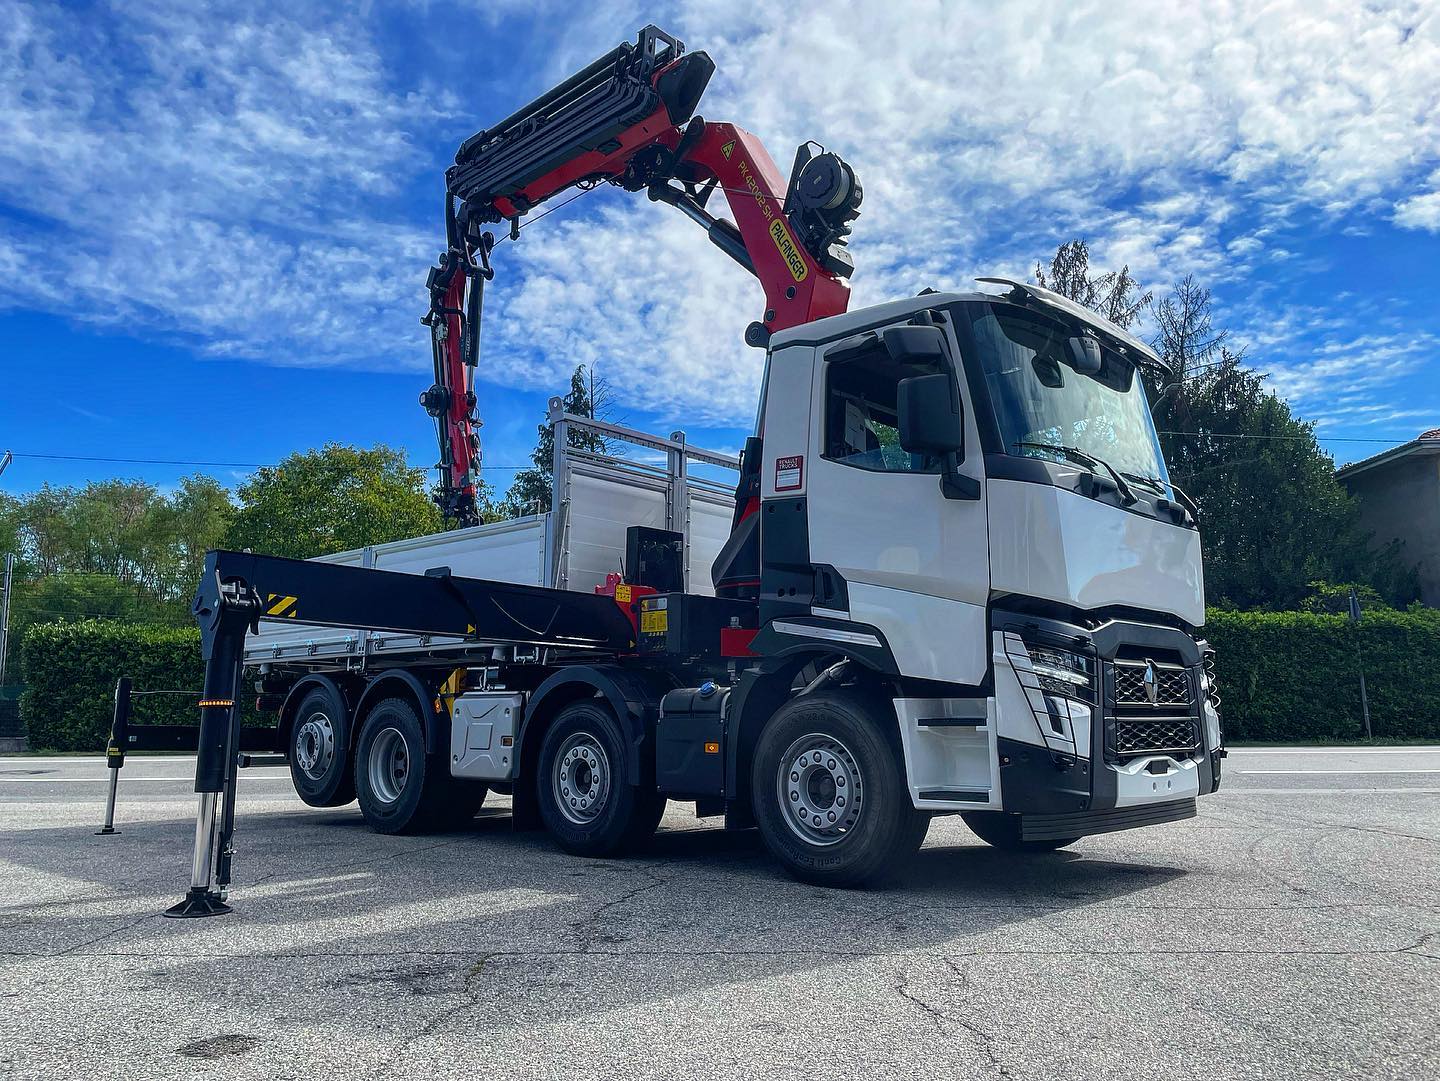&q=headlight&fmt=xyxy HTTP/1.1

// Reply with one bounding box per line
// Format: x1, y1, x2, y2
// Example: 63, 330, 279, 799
1202, 649, 1223, 748
1024, 643, 1094, 701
